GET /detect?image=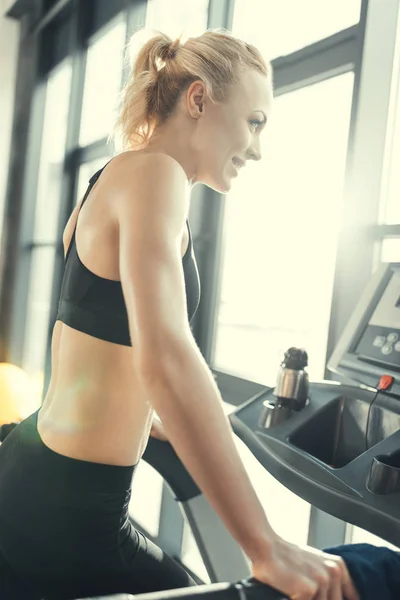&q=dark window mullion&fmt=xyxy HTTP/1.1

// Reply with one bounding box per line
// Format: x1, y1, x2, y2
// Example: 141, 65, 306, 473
74, 138, 114, 166
273, 26, 358, 96
126, 0, 147, 39
371, 224, 400, 238
0, 8, 46, 364
33, 0, 72, 35
43, 0, 89, 396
